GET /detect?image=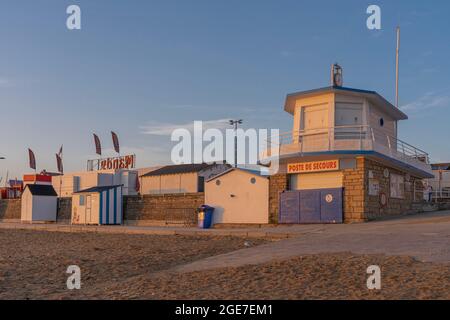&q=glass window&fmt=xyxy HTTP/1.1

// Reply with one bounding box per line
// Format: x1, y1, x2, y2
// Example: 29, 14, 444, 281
79, 195, 85, 206
390, 174, 405, 199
